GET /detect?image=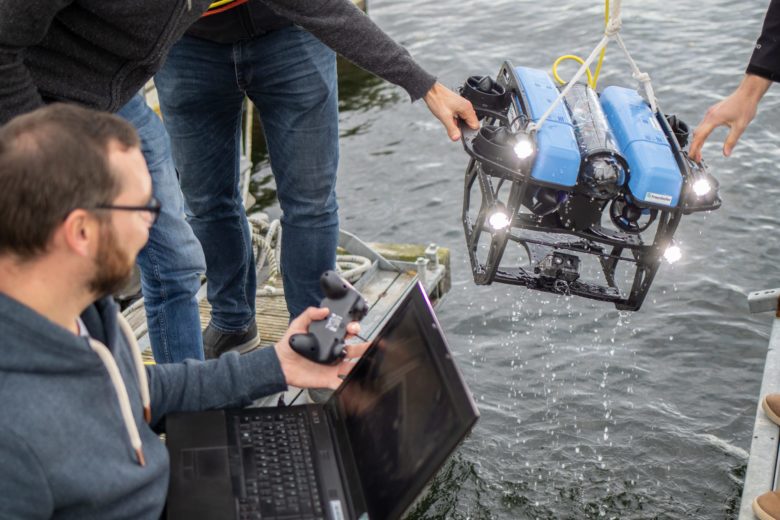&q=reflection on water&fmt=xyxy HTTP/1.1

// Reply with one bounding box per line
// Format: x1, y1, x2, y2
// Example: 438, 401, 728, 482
250, 0, 780, 517
337, 59, 401, 115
